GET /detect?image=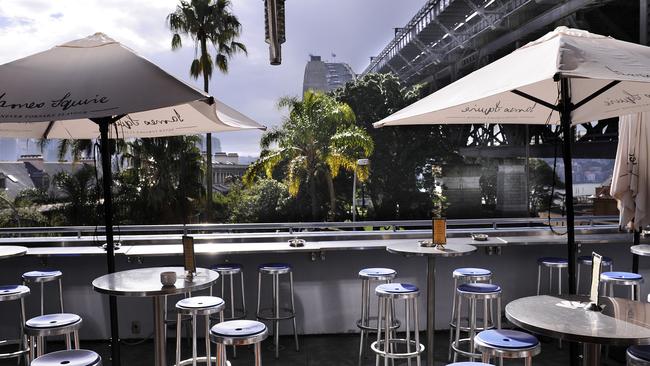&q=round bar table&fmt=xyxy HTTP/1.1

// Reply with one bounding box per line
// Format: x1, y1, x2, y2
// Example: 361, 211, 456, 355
93, 267, 219, 366
631, 244, 650, 273
0, 246, 27, 259
506, 295, 650, 366
386, 242, 477, 365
